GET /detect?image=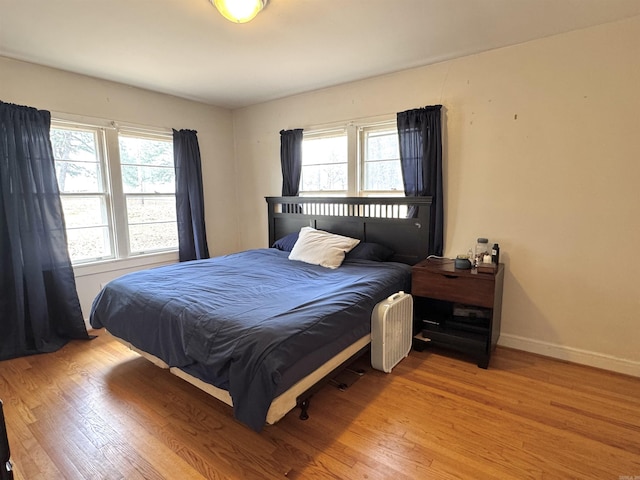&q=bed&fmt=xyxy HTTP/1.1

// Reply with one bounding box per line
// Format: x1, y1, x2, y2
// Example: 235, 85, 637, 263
90, 196, 433, 431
